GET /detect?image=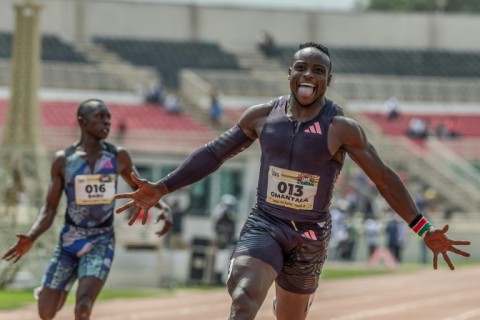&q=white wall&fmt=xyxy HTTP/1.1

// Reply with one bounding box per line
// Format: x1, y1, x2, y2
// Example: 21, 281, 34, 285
1, 1, 480, 52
